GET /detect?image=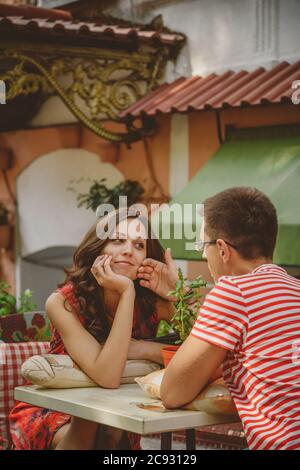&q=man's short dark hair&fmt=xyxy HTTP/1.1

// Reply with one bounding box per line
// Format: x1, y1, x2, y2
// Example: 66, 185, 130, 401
204, 187, 278, 260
